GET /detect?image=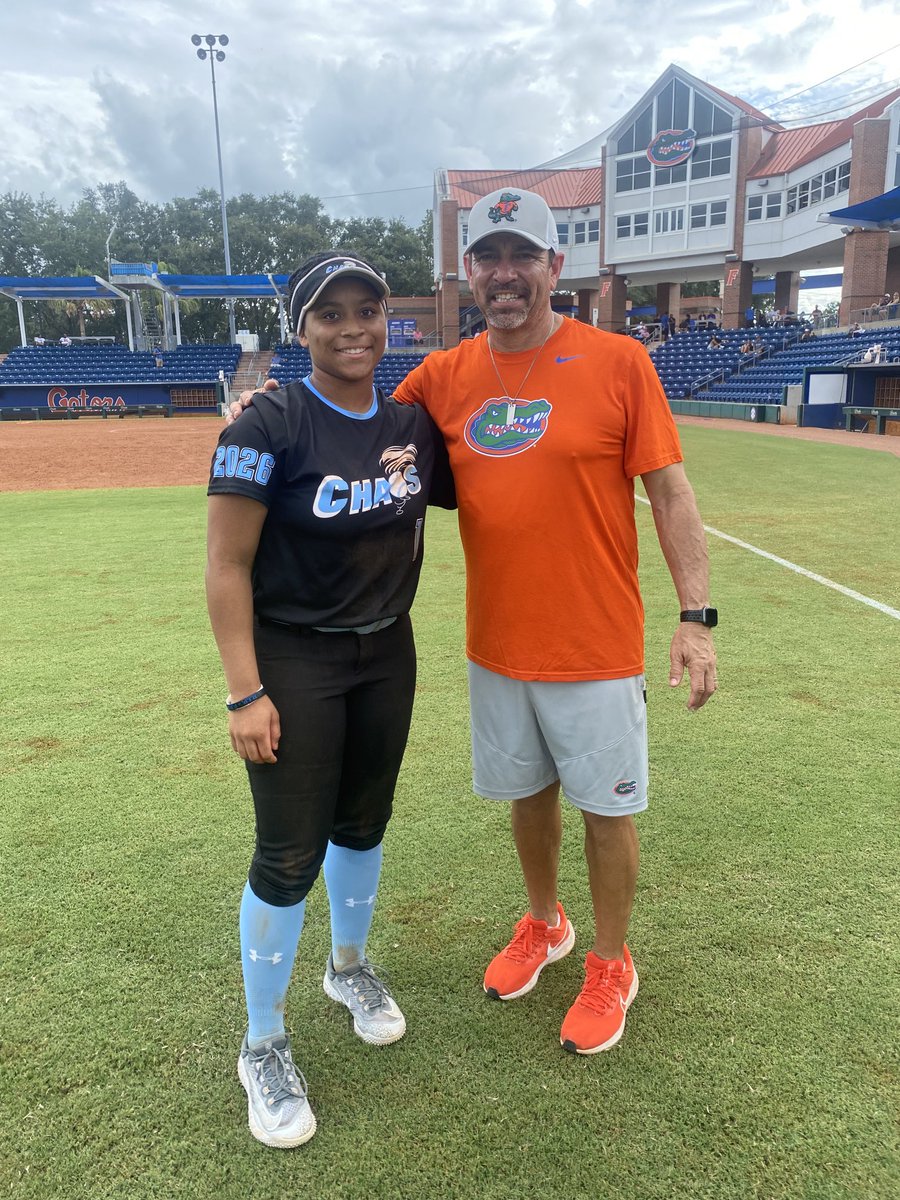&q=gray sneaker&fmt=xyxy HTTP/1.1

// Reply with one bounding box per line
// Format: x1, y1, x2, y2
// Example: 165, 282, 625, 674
323, 955, 407, 1046
237, 1033, 316, 1148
